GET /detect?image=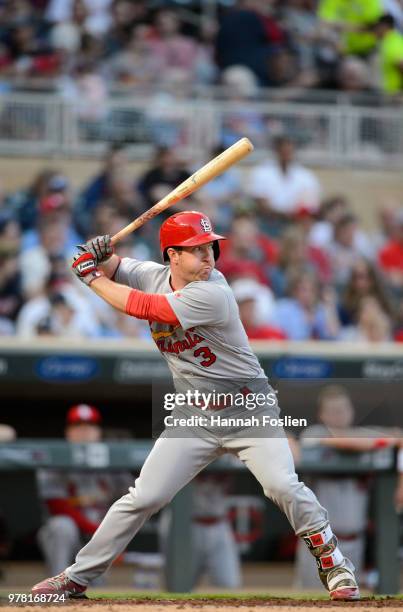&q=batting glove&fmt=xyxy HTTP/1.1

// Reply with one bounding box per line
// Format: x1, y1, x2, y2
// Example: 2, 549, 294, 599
86, 234, 114, 264
71, 246, 103, 286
